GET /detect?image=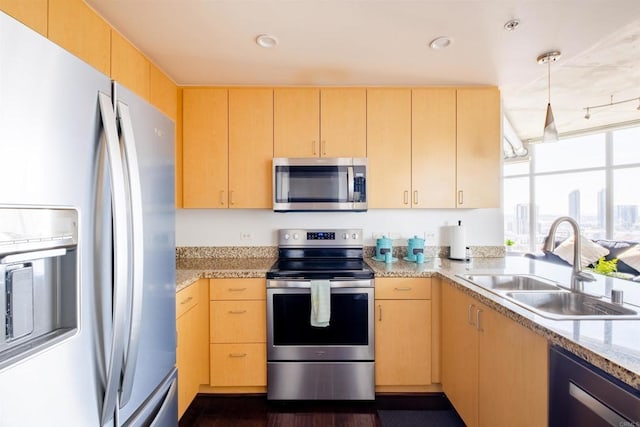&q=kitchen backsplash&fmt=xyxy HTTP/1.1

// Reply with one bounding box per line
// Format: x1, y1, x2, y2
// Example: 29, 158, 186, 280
175, 208, 504, 248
